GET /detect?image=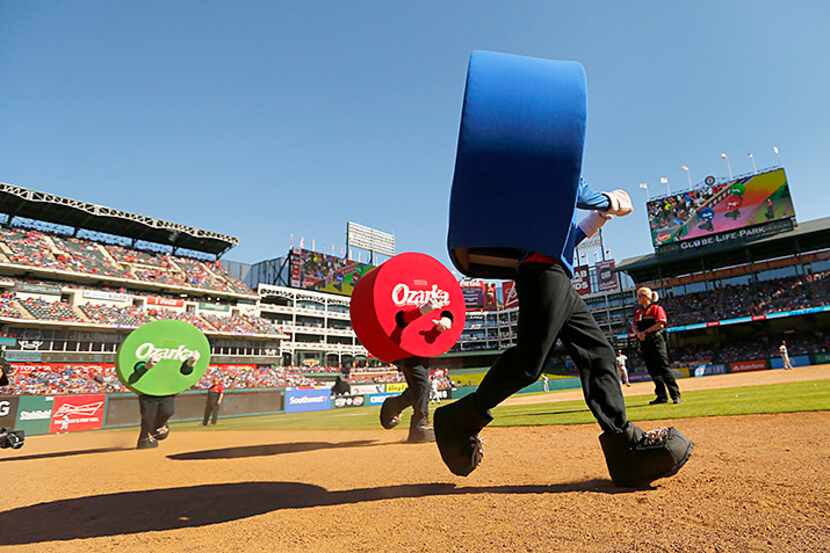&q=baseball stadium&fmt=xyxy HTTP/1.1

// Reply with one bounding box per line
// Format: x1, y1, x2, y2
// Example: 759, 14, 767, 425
2, 4, 829, 553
